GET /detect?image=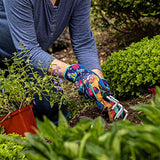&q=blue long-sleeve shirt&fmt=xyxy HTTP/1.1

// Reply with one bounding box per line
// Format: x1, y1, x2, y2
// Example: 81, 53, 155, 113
0, 0, 101, 72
